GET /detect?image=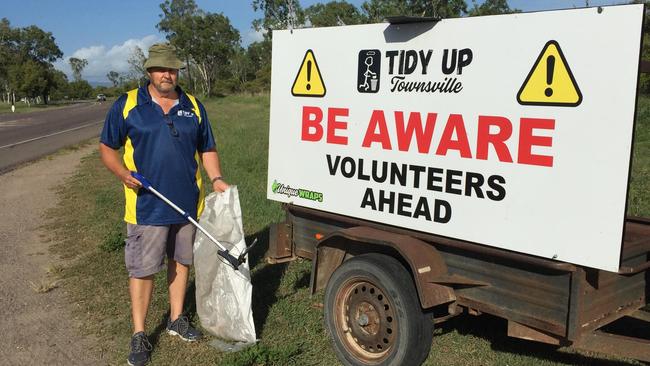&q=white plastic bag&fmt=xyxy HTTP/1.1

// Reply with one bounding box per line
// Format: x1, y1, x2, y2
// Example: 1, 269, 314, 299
193, 186, 256, 347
